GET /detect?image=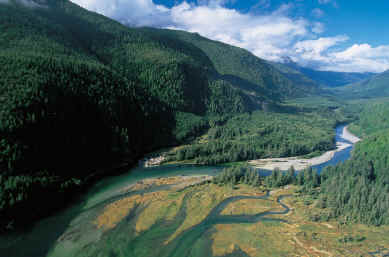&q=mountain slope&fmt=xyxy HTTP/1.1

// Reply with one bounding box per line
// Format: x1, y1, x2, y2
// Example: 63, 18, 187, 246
272, 58, 374, 88
154, 29, 320, 100
338, 70, 389, 98
268, 61, 322, 90
0, 0, 323, 230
